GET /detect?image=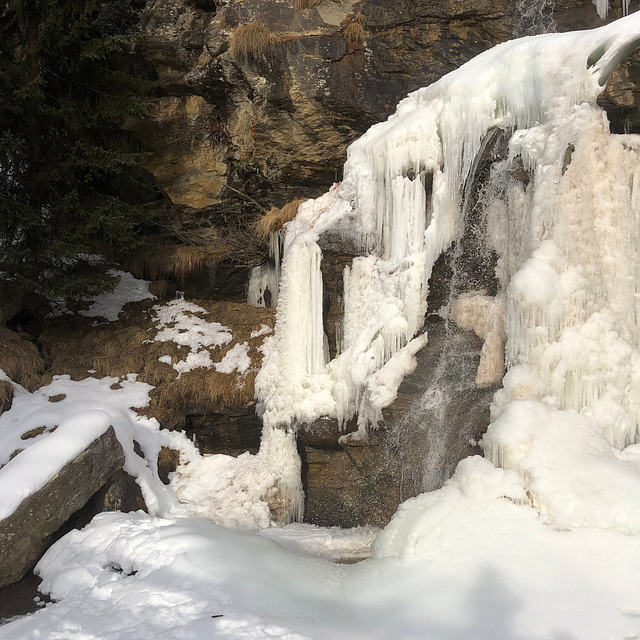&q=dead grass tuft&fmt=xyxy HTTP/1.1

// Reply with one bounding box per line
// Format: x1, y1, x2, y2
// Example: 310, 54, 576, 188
257, 198, 307, 239
0, 379, 14, 415
132, 245, 228, 284
344, 19, 366, 52
21, 426, 47, 440
0, 328, 45, 390
230, 23, 281, 63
